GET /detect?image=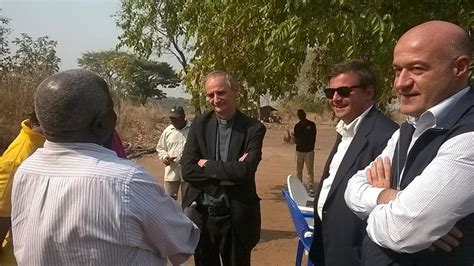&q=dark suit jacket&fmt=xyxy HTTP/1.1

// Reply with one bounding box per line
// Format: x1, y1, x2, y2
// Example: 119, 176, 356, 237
181, 110, 266, 249
309, 106, 398, 266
